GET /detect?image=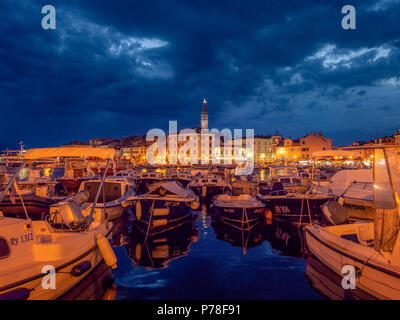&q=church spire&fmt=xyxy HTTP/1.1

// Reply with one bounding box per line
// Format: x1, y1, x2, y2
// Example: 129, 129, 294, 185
201, 98, 208, 130
202, 98, 207, 113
